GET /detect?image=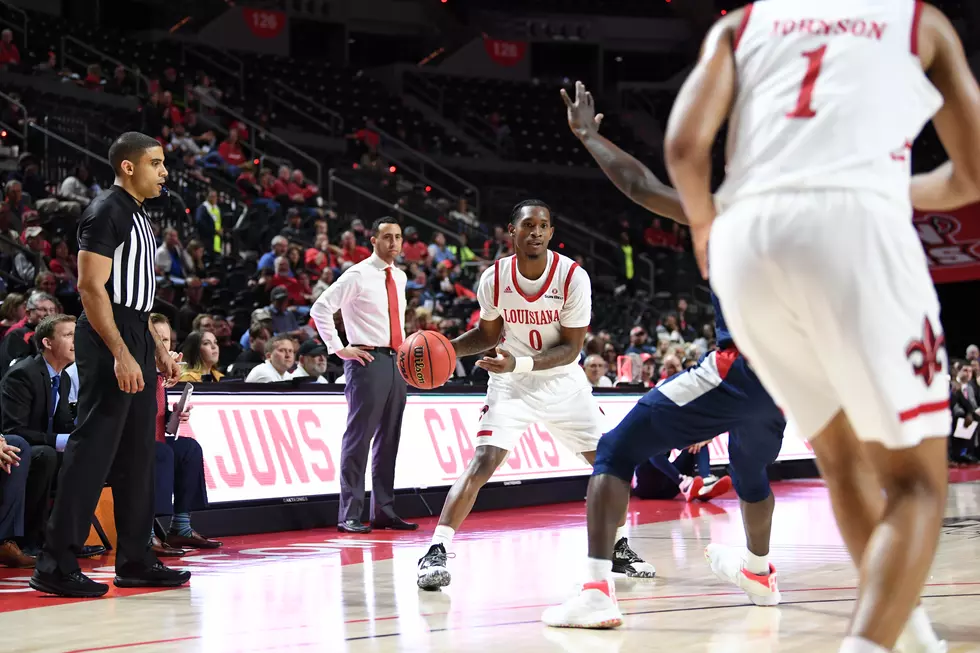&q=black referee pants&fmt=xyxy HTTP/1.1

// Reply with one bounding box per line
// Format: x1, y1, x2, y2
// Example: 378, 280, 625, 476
36, 307, 158, 575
